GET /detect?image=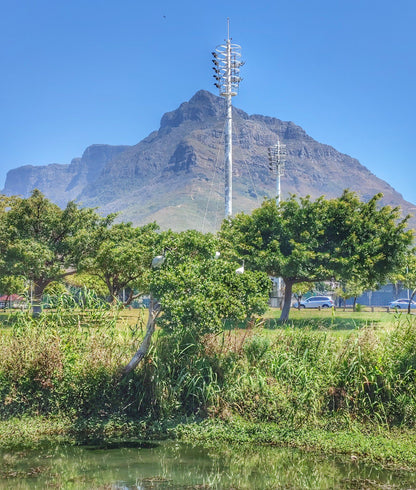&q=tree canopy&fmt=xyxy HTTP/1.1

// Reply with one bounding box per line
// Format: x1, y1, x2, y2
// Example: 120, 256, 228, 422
82, 221, 160, 304
0, 190, 112, 314
151, 229, 270, 335
393, 251, 416, 313
220, 191, 413, 321
122, 229, 271, 375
